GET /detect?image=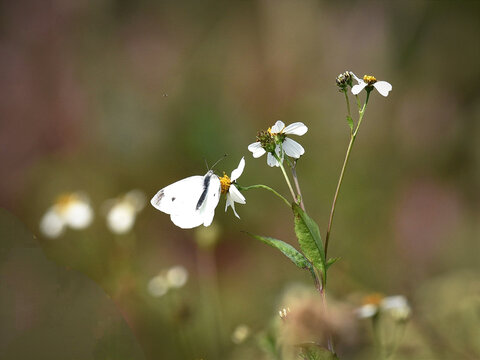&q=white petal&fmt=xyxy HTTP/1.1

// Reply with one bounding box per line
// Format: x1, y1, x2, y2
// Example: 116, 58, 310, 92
225, 194, 240, 219
107, 203, 136, 234
229, 185, 246, 204
64, 202, 93, 229
381, 296, 408, 310
40, 208, 66, 238
283, 122, 308, 136
248, 142, 266, 158
267, 152, 280, 167
374, 81, 392, 97
282, 138, 305, 158
230, 157, 245, 182
270, 120, 285, 133
166, 266, 188, 288
351, 82, 367, 95
356, 304, 378, 319
147, 274, 169, 297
